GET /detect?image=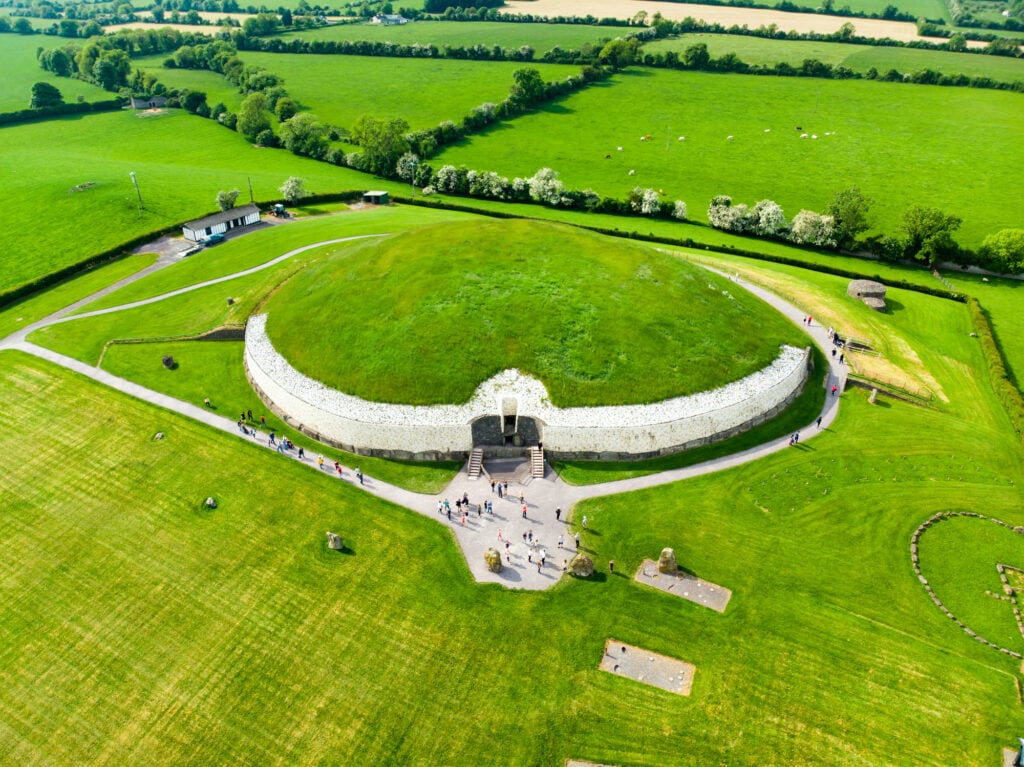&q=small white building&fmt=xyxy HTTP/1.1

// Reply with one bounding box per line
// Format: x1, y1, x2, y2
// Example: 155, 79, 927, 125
371, 13, 407, 24
182, 204, 261, 242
